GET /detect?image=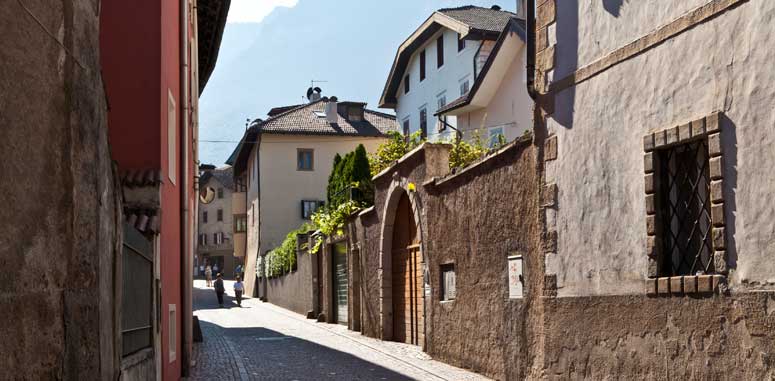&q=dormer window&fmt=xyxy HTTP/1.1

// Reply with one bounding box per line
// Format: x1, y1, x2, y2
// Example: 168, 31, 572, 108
348, 106, 364, 121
